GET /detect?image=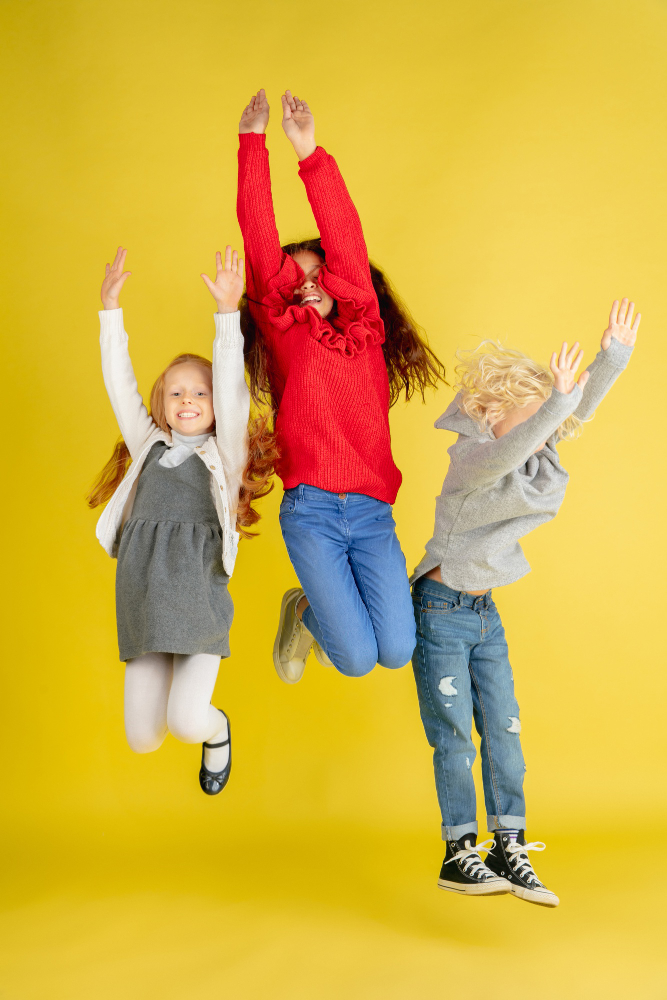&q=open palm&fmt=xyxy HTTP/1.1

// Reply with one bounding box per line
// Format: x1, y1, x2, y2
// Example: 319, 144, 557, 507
101, 246, 131, 309
239, 89, 269, 134
602, 298, 641, 350
281, 91, 316, 159
549, 341, 588, 394
201, 246, 244, 314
